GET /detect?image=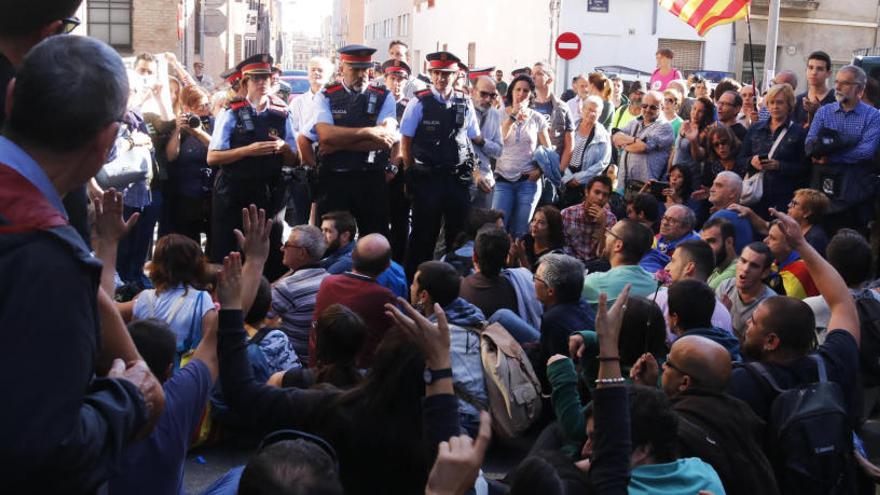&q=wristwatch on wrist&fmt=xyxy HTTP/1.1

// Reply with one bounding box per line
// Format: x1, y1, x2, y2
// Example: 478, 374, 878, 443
423, 367, 453, 385
385, 163, 399, 175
